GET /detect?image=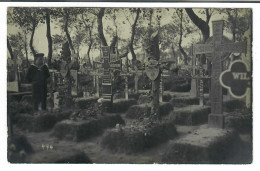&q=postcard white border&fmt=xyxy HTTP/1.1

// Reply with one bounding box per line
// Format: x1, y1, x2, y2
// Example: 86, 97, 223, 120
0, 1, 259, 171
